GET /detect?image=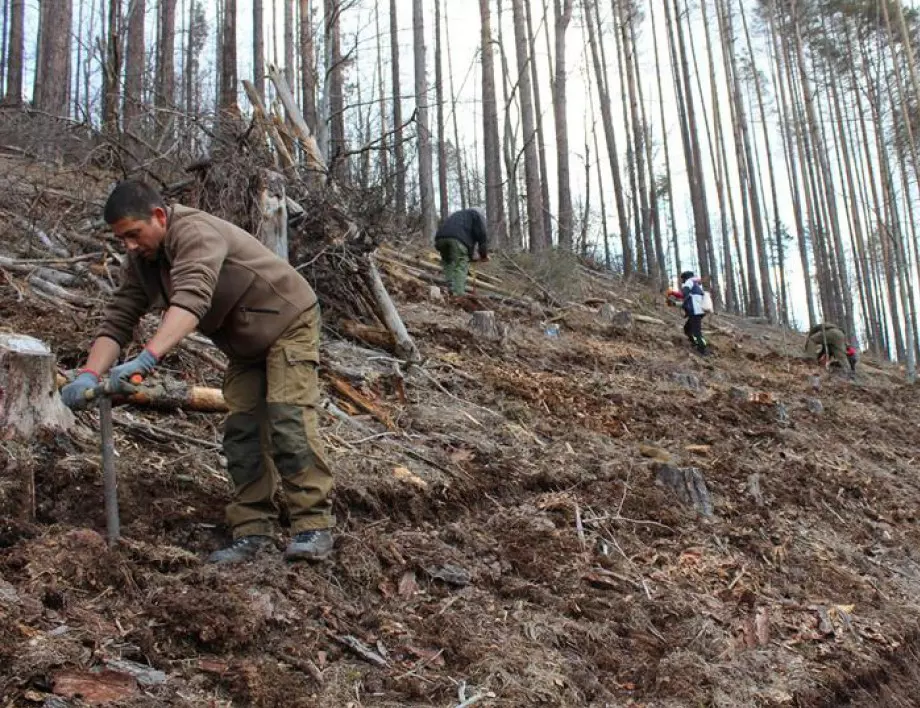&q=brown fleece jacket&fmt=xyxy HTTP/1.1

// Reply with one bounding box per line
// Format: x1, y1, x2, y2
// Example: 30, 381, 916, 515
97, 205, 317, 361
